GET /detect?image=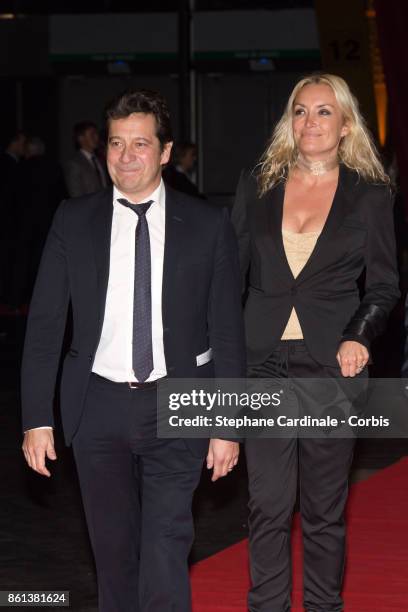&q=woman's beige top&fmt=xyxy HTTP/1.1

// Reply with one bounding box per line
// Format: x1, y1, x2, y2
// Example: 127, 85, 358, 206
281, 229, 321, 340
